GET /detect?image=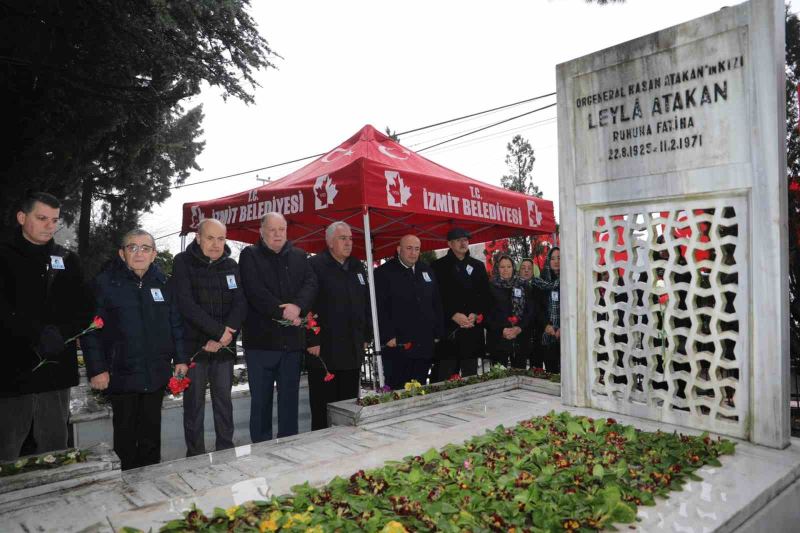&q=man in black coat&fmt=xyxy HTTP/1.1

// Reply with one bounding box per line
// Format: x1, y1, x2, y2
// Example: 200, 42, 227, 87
82, 229, 186, 470
375, 234, 444, 390
172, 218, 247, 456
0, 192, 94, 461
431, 228, 490, 382
239, 212, 317, 443
306, 222, 370, 430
